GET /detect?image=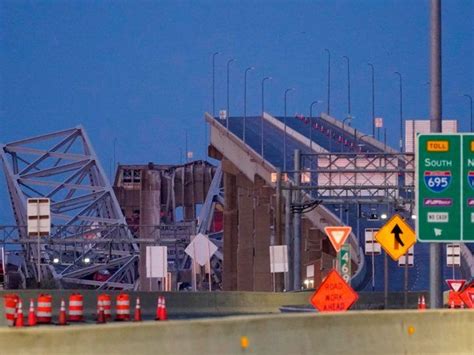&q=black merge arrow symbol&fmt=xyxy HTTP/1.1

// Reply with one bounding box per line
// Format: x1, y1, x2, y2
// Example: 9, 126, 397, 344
391, 224, 405, 250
